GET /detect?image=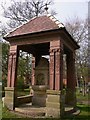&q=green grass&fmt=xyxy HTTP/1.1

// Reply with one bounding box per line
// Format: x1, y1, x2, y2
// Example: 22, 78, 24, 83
17, 88, 30, 97
76, 89, 89, 101
77, 104, 90, 115
63, 104, 90, 120
2, 105, 24, 118
0, 100, 2, 120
